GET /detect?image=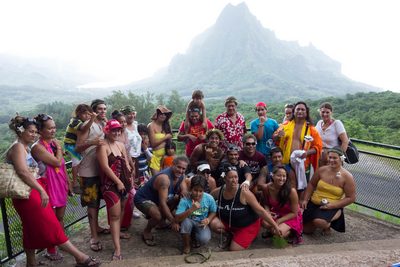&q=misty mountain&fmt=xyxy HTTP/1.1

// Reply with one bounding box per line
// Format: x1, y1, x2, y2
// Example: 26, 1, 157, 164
0, 54, 95, 89
128, 3, 379, 102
